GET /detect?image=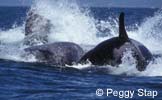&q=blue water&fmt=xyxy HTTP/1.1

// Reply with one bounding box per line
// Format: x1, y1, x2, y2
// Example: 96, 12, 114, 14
0, 7, 28, 30
0, 6, 162, 100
